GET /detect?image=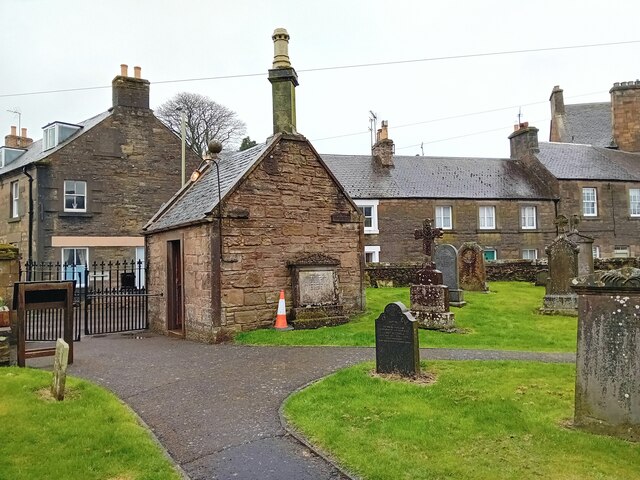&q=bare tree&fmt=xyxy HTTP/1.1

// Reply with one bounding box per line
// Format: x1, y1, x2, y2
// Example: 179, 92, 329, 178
156, 92, 247, 156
